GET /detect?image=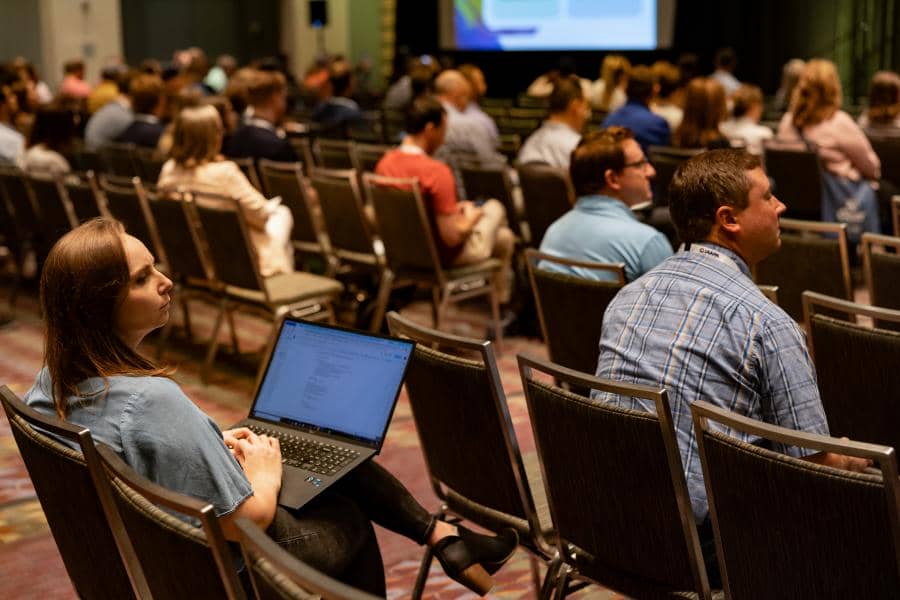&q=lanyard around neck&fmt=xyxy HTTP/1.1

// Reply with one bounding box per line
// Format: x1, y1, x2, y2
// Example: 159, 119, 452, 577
679, 242, 742, 274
